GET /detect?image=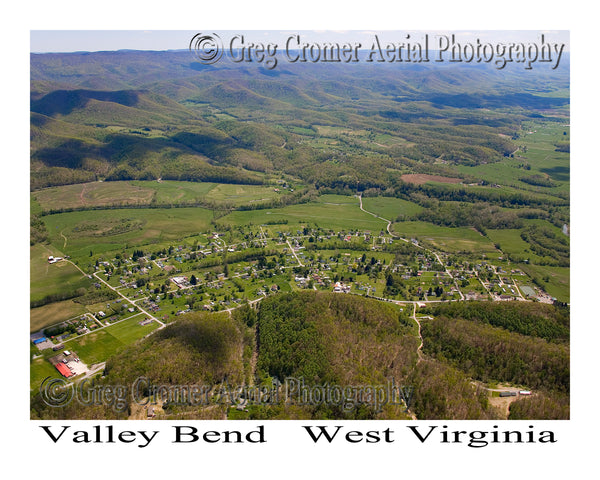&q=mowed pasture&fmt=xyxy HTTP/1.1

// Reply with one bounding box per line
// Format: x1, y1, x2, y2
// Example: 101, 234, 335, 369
64, 315, 161, 365
392, 221, 499, 254
30, 356, 62, 391
30, 244, 93, 304
485, 228, 535, 258
33, 180, 282, 211
361, 196, 423, 220
43, 207, 214, 259
33, 181, 155, 211
216, 200, 388, 232
30, 300, 88, 333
